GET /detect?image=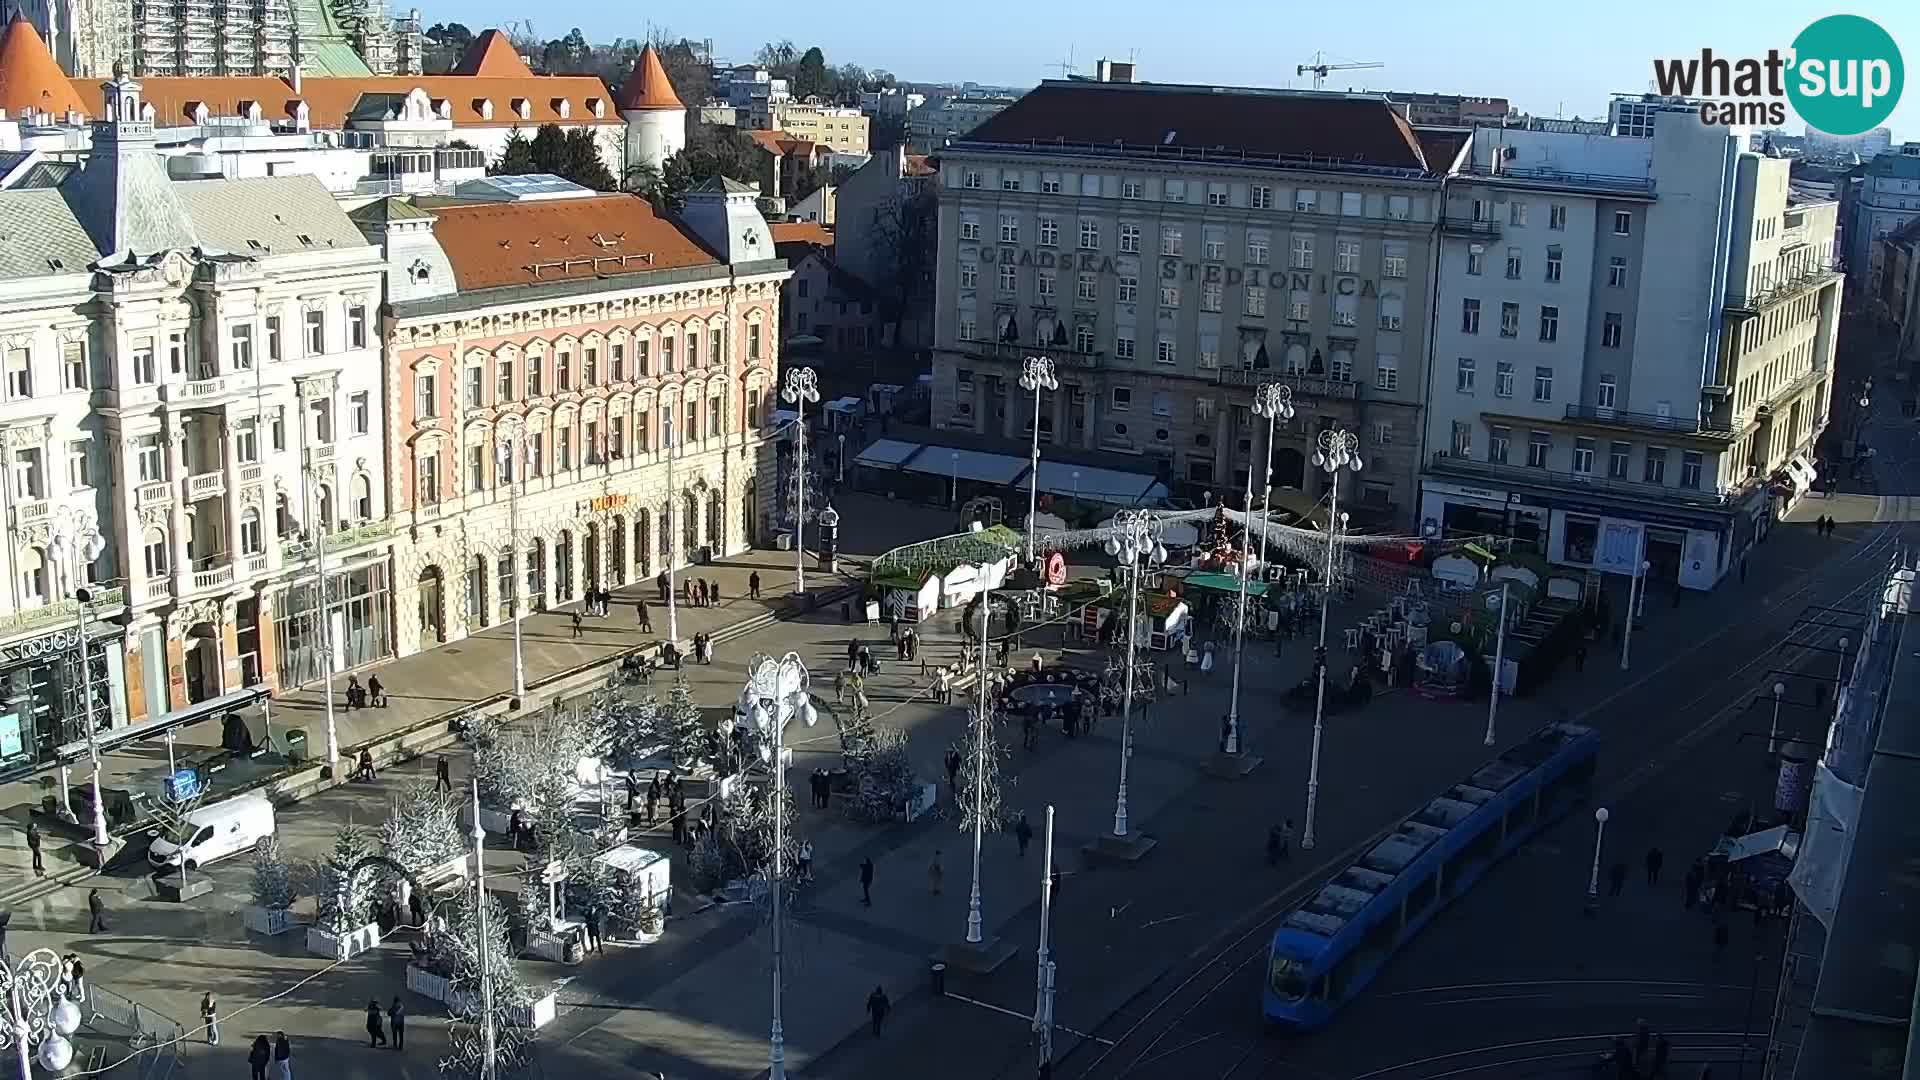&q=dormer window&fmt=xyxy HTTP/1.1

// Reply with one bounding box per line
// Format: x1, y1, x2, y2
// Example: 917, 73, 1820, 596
433, 99, 452, 120
140, 102, 155, 122
474, 98, 493, 121
290, 101, 310, 130
588, 98, 605, 118
552, 98, 570, 120
187, 101, 209, 125
238, 99, 262, 121
511, 98, 531, 120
